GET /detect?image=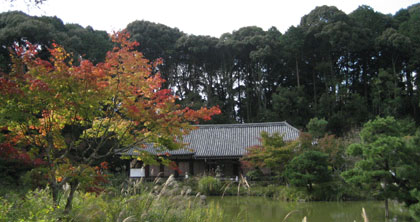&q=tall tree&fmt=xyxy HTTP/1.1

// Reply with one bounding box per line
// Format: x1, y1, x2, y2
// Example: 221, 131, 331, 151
396, 4, 420, 120
126, 20, 184, 89
342, 116, 416, 219
0, 11, 112, 72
